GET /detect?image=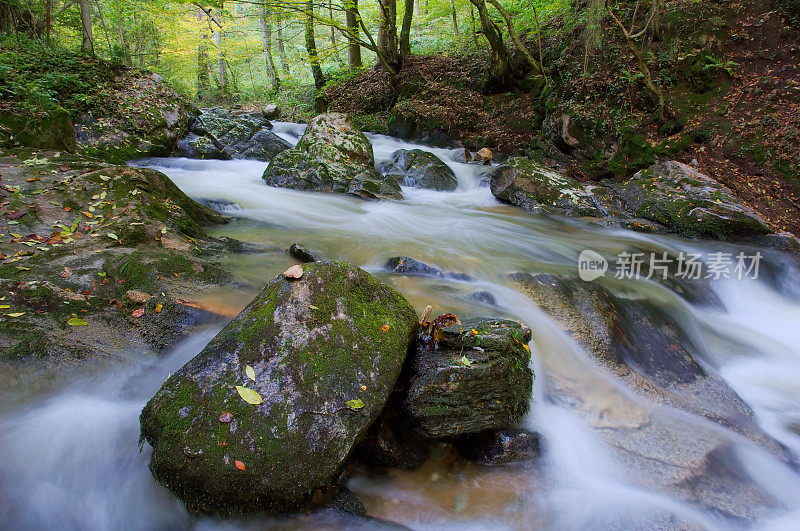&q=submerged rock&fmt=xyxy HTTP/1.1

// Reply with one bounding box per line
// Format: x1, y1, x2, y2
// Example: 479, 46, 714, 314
288, 243, 318, 263
263, 113, 402, 200
383, 256, 472, 281
404, 317, 533, 439
183, 108, 291, 161
456, 428, 541, 464
378, 149, 458, 191
140, 261, 418, 514
490, 158, 604, 217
